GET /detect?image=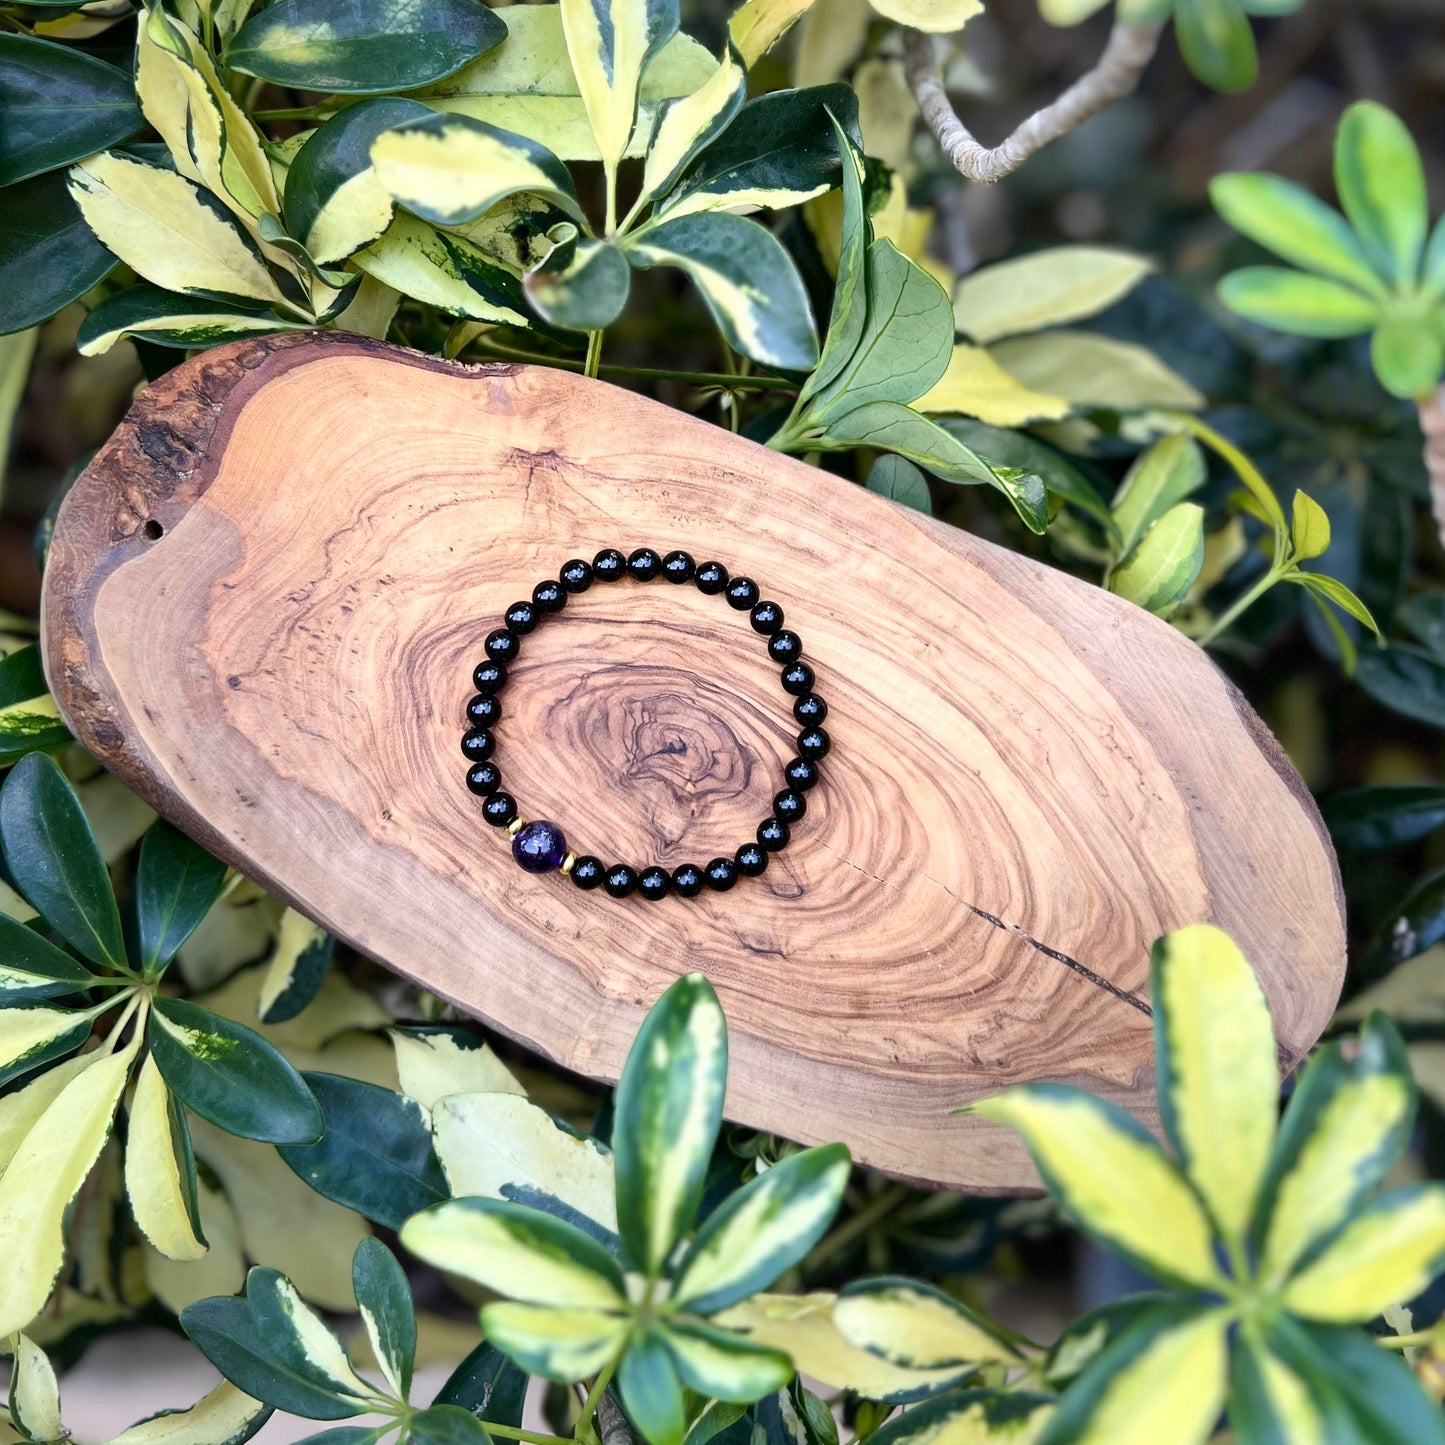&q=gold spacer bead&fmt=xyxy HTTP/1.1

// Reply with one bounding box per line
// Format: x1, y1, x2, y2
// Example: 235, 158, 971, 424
560, 852, 577, 874
507, 817, 527, 836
